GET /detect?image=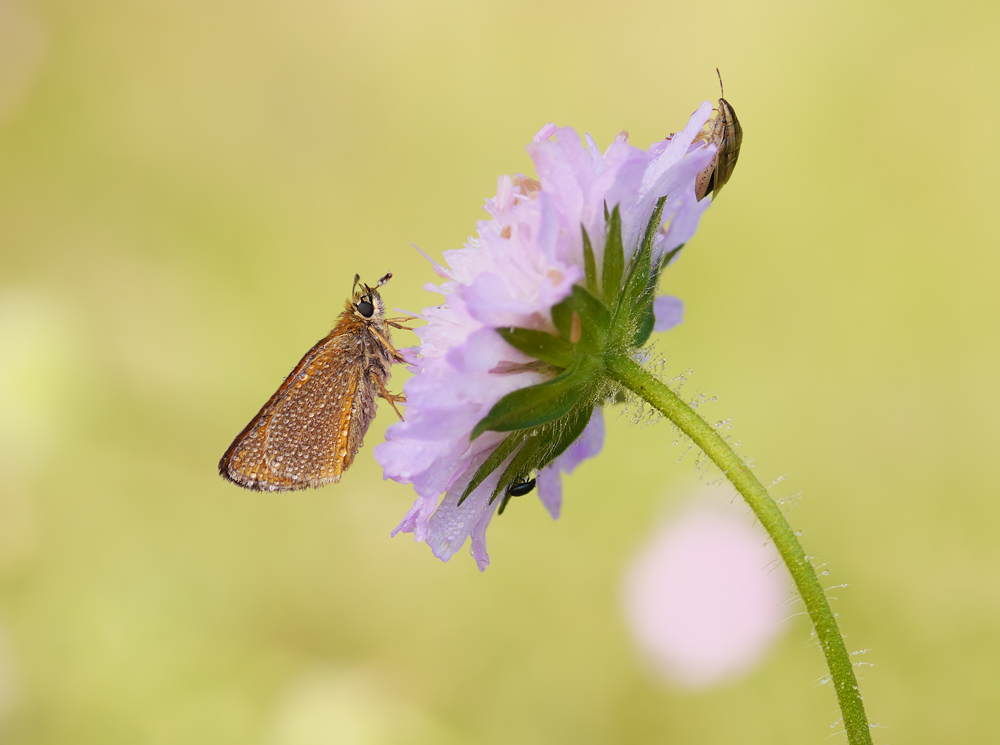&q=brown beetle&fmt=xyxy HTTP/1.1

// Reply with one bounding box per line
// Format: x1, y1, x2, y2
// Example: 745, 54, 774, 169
695, 69, 743, 201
